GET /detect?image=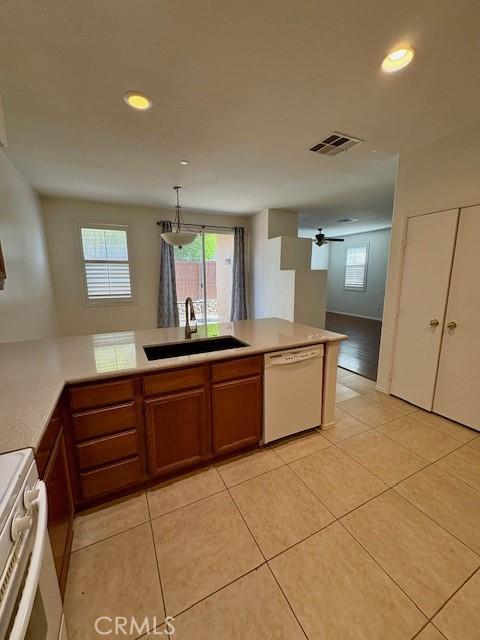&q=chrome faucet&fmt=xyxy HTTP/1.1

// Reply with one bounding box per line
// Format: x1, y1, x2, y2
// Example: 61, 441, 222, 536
185, 297, 198, 339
